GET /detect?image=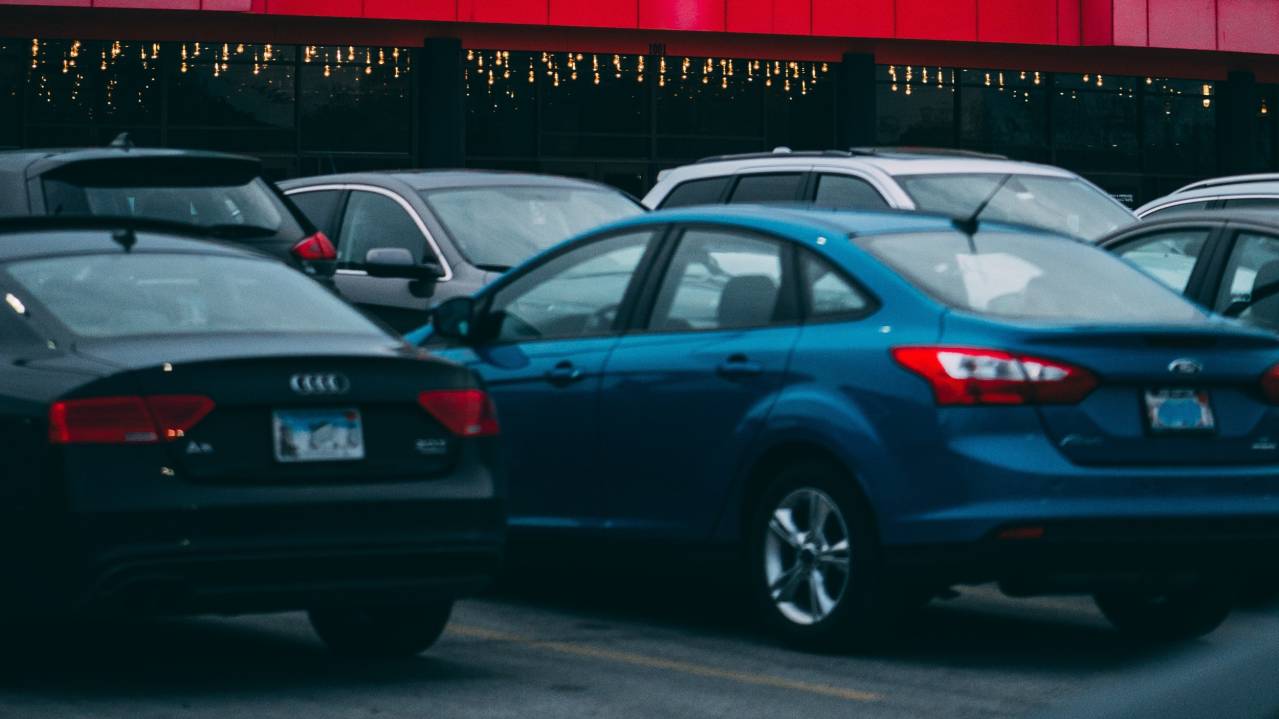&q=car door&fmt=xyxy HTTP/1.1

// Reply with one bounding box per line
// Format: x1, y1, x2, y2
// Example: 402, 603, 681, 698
433, 228, 663, 534
332, 187, 451, 333
1208, 228, 1279, 333
594, 225, 802, 541
1107, 224, 1220, 300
